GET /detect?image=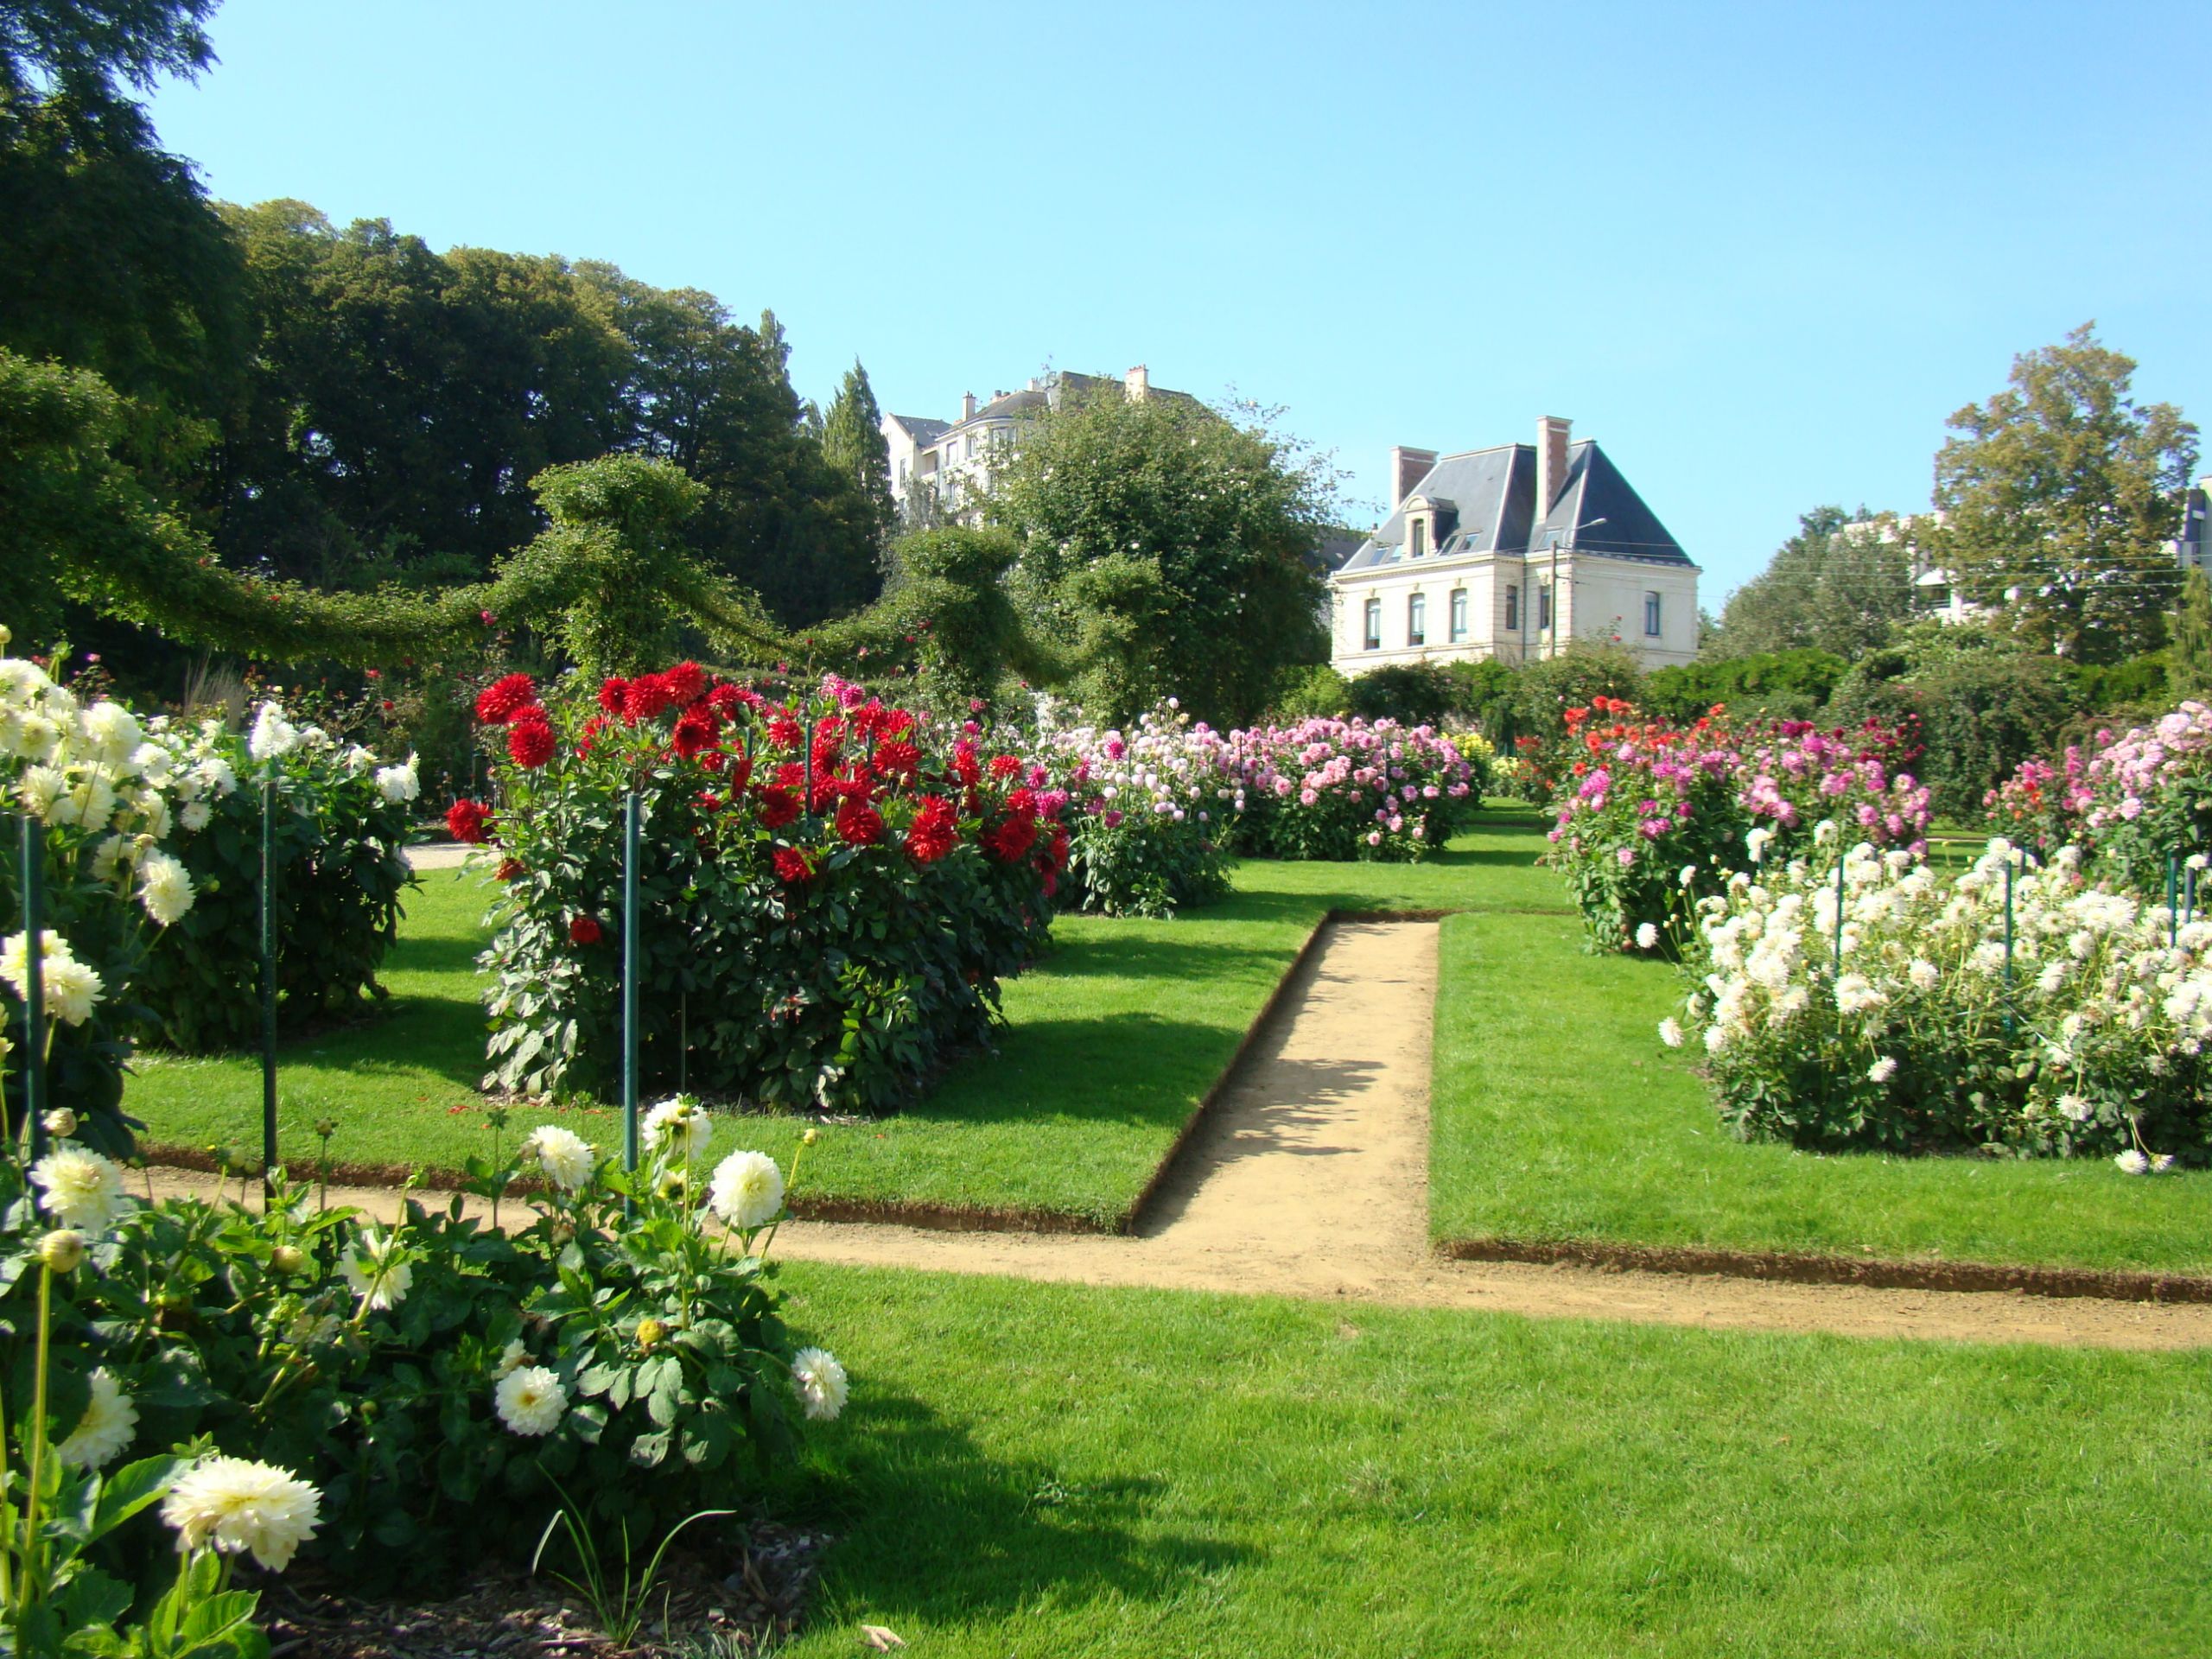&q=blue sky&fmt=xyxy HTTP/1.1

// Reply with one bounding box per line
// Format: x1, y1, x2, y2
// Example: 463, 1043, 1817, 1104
146, 0, 2209, 601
